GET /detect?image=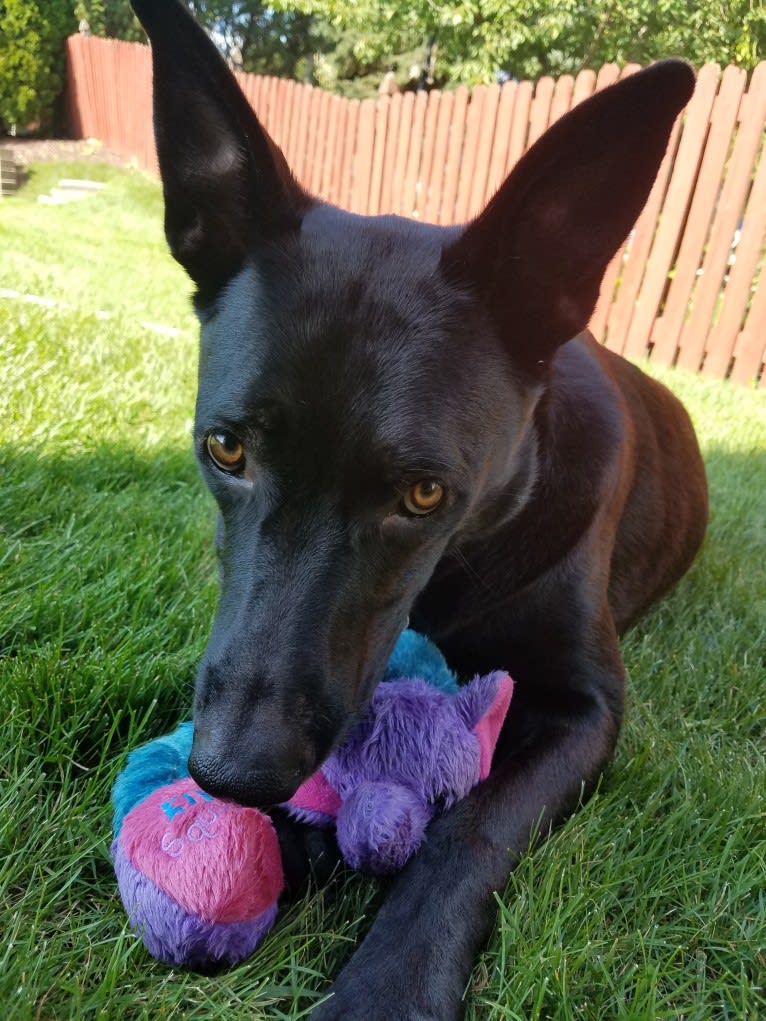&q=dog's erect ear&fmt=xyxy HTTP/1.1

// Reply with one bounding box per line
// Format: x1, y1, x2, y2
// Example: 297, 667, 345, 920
442, 61, 695, 371
131, 0, 310, 295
